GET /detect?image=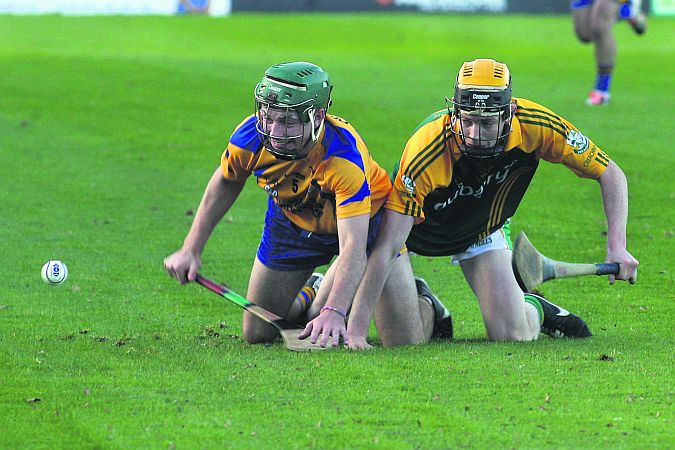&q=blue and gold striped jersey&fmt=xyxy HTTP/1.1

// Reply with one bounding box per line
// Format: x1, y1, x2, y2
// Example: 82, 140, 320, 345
386, 97, 611, 256
222, 114, 391, 234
